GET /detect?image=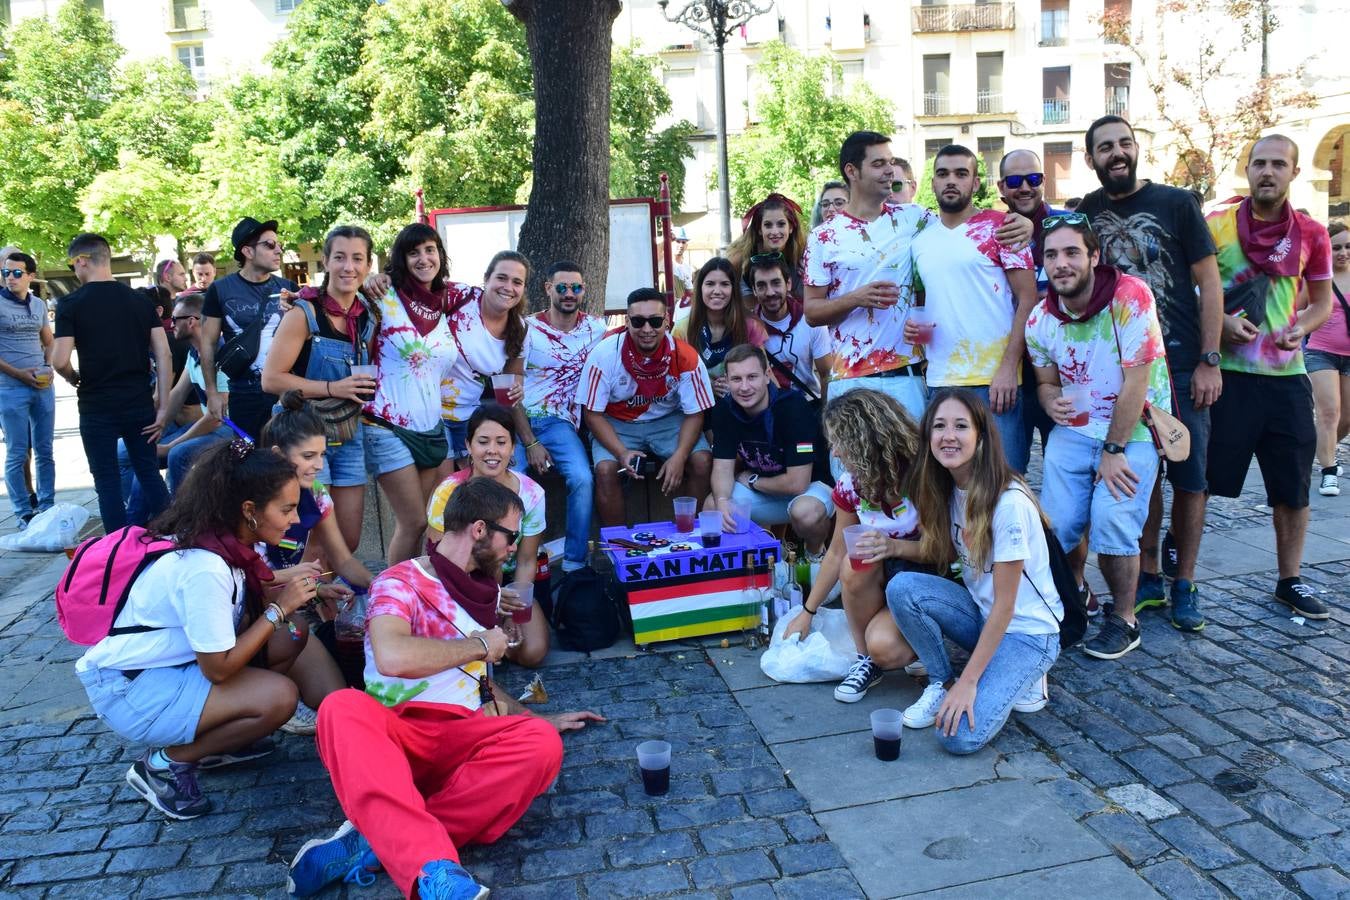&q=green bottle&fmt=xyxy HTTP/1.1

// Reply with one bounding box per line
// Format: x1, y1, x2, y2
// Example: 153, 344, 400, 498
793, 546, 811, 594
